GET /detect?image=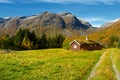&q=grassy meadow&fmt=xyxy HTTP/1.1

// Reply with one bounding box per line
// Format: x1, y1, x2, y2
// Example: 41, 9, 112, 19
0, 49, 104, 80
90, 50, 116, 80
111, 48, 120, 72
0, 48, 120, 80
